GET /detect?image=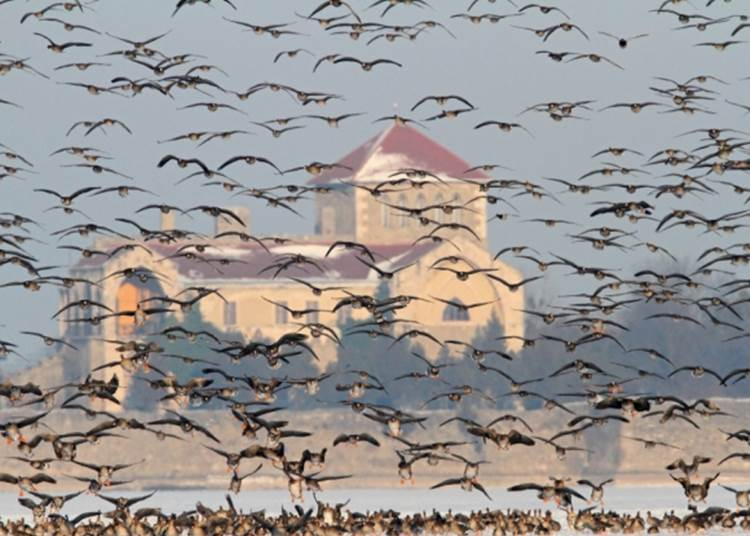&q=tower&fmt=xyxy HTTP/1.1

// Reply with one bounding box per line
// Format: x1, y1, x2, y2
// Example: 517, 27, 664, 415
308, 124, 489, 246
